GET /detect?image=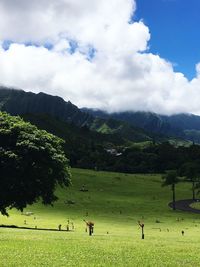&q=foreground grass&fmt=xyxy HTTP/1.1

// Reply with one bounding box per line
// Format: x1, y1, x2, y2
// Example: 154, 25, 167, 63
0, 168, 200, 266
1, 229, 200, 267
